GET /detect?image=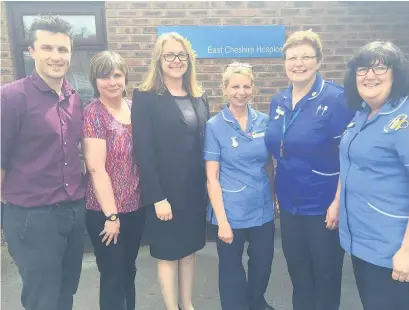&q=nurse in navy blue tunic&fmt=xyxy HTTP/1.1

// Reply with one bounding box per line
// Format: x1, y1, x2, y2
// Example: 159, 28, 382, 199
339, 41, 409, 310
264, 30, 354, 310
205, 63, 276, 310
